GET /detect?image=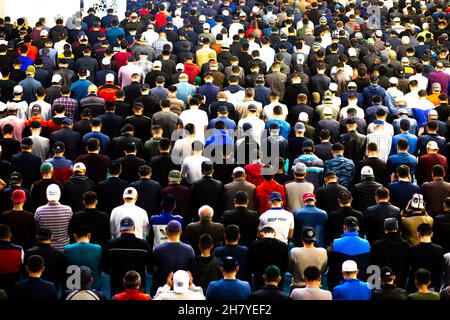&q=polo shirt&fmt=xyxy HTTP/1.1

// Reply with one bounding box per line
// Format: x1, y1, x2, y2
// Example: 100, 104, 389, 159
259, 207, 294, 244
